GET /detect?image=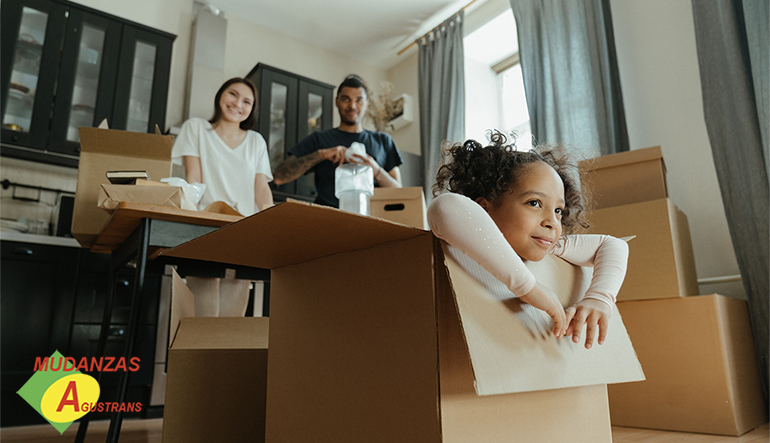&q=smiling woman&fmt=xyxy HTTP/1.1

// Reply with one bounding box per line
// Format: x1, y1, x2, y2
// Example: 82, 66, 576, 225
171, 77, 273, 216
